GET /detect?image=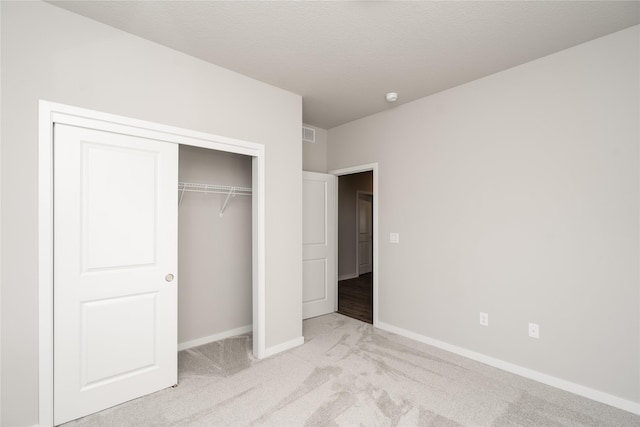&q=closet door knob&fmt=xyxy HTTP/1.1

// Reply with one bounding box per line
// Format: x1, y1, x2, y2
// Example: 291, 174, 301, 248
165, 274, 175, 282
